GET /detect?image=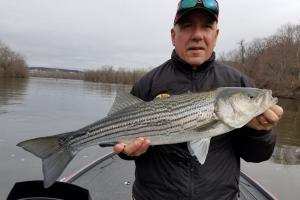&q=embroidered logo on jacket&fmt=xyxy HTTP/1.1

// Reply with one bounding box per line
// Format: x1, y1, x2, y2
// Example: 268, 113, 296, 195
156, 93, 171, 100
